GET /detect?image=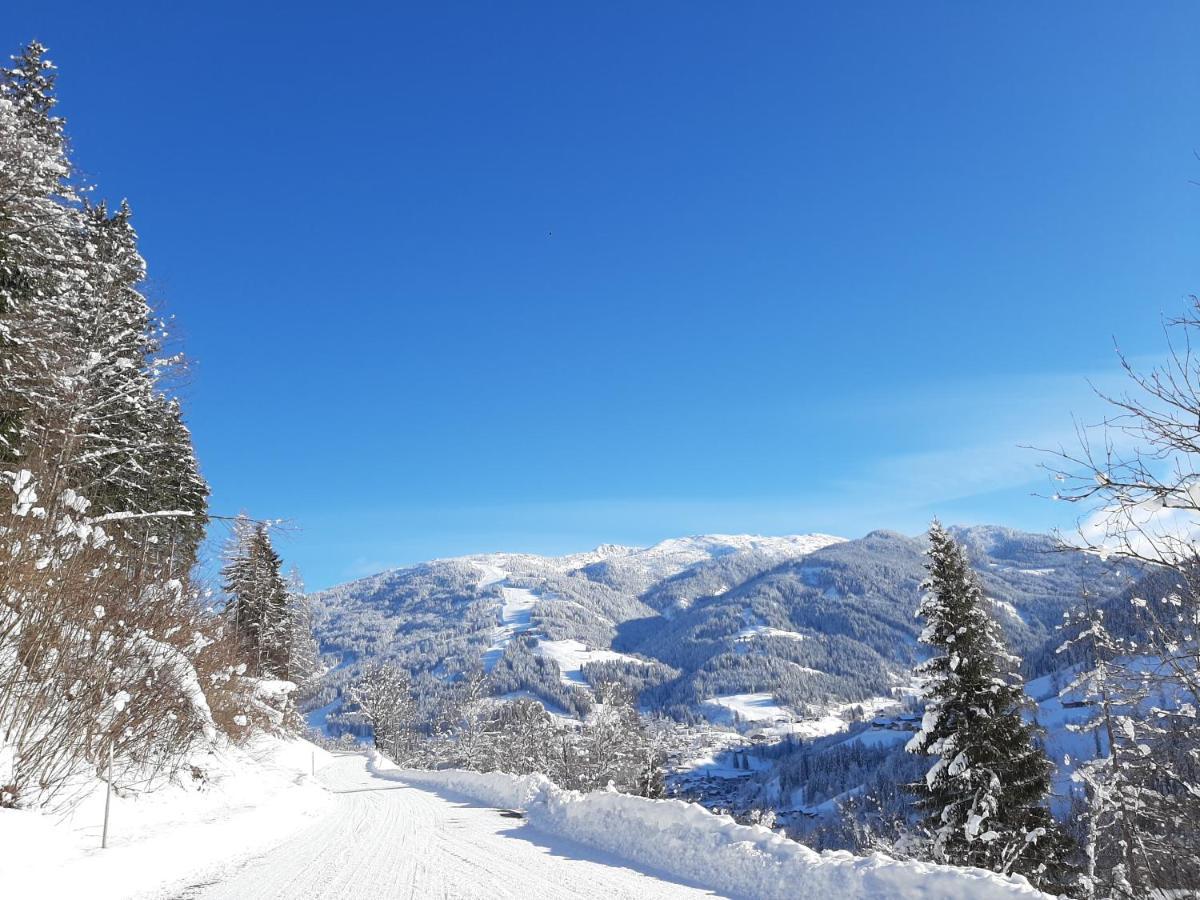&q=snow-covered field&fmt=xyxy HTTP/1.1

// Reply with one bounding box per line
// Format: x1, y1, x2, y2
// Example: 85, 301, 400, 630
535, 638, 650, 686
700, 693, 904, 741
702, 692, 793, 724
734, 625, 808, 643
